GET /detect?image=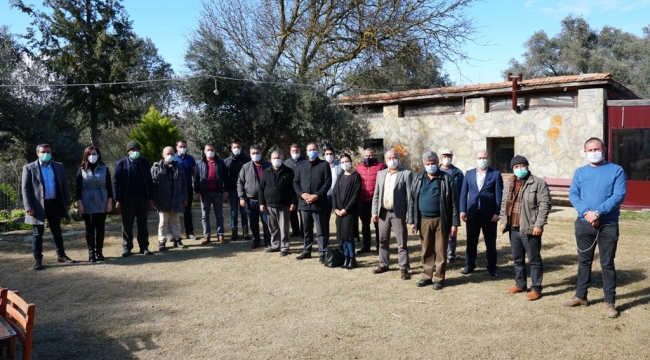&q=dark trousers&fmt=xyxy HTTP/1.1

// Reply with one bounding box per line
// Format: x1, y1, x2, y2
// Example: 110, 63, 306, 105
301, 210, 329, 256
509, 227, 543, 292
182, 188, 195, 236
228, 190, 248, 232
290, 208, 302, 234
464, 212, 498, 271
32, 199, 66, 259
574, 220, 619, 304
324, 197, 333, 243
246, 199, 270, 246
83, 213, 107, 252
121, 197, 150, 252
359, 201, 379, 250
